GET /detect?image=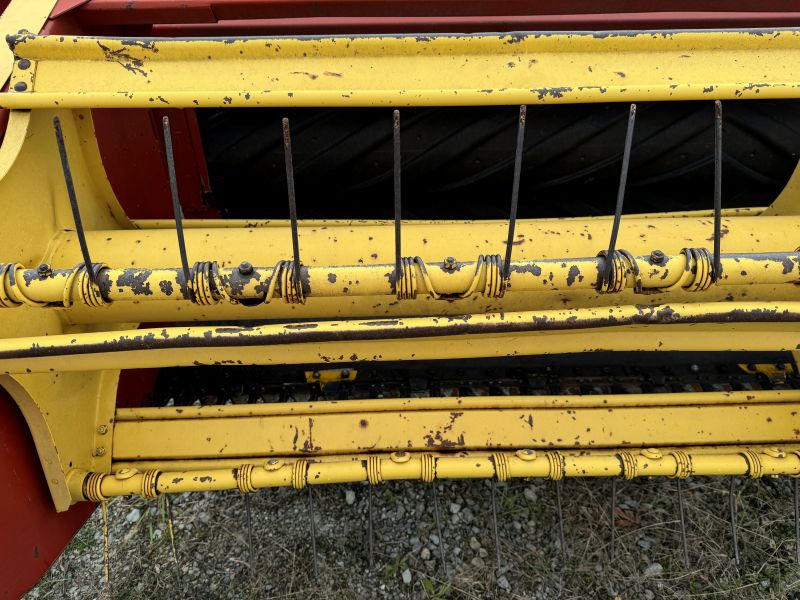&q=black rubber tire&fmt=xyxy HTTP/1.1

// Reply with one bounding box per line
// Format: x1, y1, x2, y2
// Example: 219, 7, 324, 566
198, 100, 800, 219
